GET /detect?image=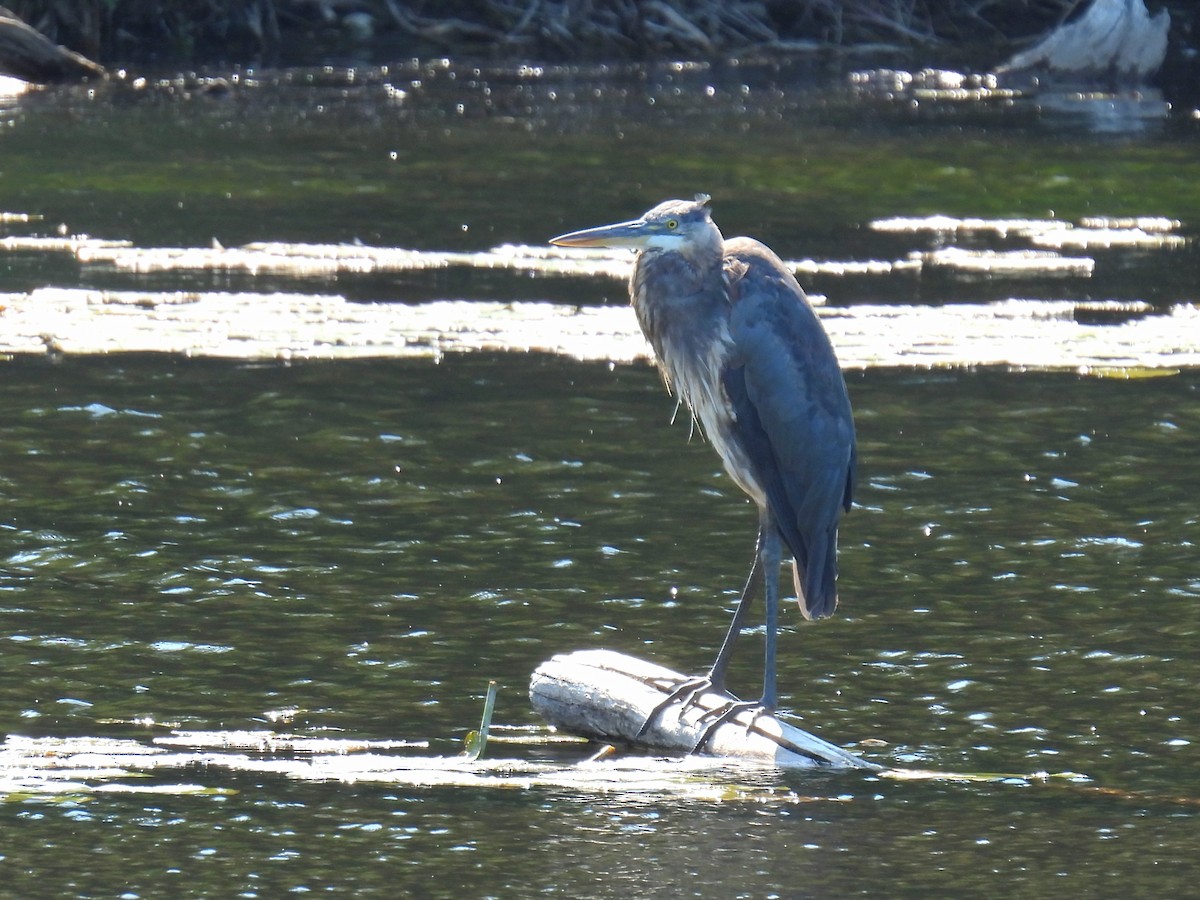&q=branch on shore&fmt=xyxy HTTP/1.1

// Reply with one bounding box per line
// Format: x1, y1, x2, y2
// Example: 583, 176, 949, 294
997, 0, 1169, 85
0, 10, 103, 82
5, 1, 1121, 63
